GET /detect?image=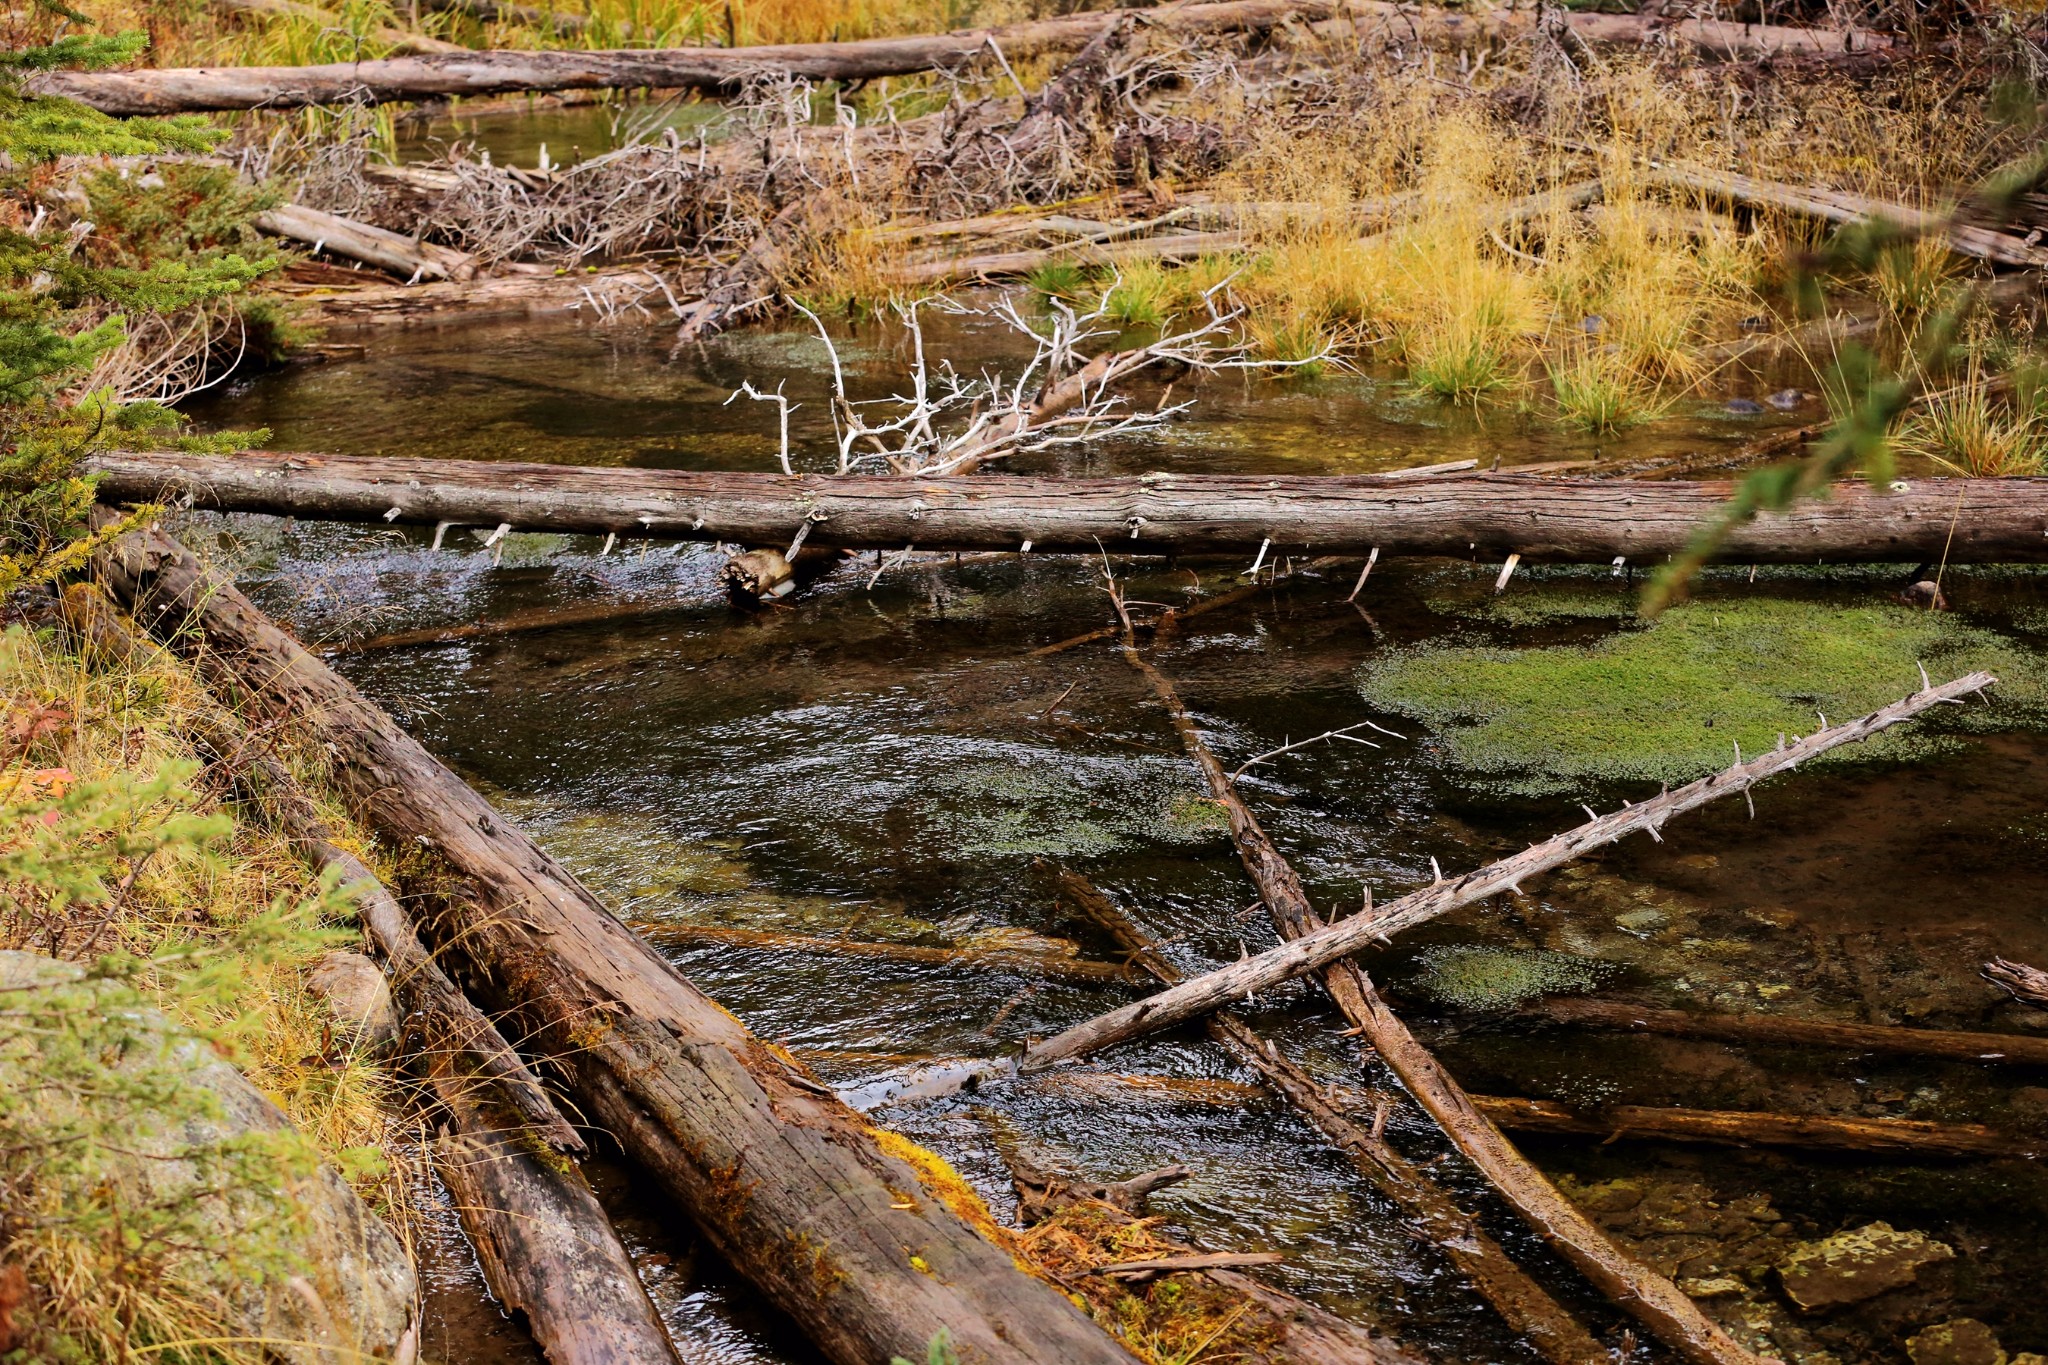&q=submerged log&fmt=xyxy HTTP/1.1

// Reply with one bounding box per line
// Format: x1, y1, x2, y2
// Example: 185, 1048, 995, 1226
59, 582, 676, 1365
87, 450, 2048, 565
1110, 633, 1758, 1365
1024, 670, 1996, 1069
255, 203, 480, 282
36, 3, 1887, 114
1053, 867, 1611, 1365
32, 0, 1343, 114
657, 921, 1129, 982
1525, 996, 2048, 1069
90, 525, 1140, 1365
1469, 1096, 2032, 1159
